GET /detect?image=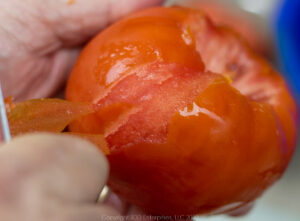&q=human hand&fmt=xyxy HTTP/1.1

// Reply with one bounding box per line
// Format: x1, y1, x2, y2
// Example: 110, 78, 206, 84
0, 0, 163, 101
0, 133, 115, 221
